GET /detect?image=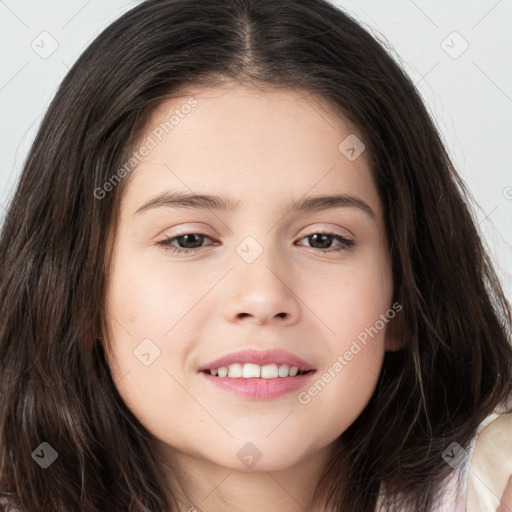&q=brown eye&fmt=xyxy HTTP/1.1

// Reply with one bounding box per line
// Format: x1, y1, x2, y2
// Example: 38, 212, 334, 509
157, 232, 216, 254
297, 231, 355, 252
